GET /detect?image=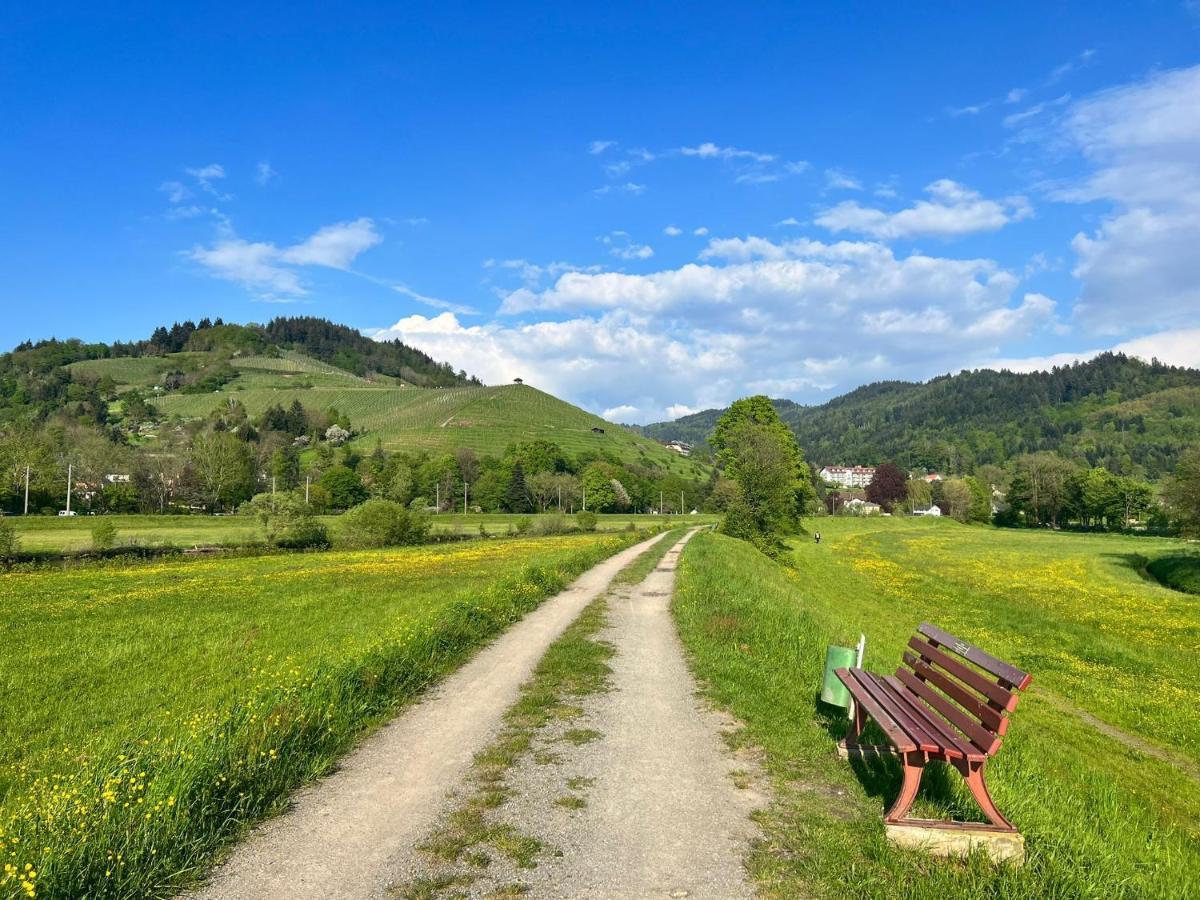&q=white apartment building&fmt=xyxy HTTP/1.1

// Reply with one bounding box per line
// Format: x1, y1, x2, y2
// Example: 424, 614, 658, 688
819, 465, 876, 488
